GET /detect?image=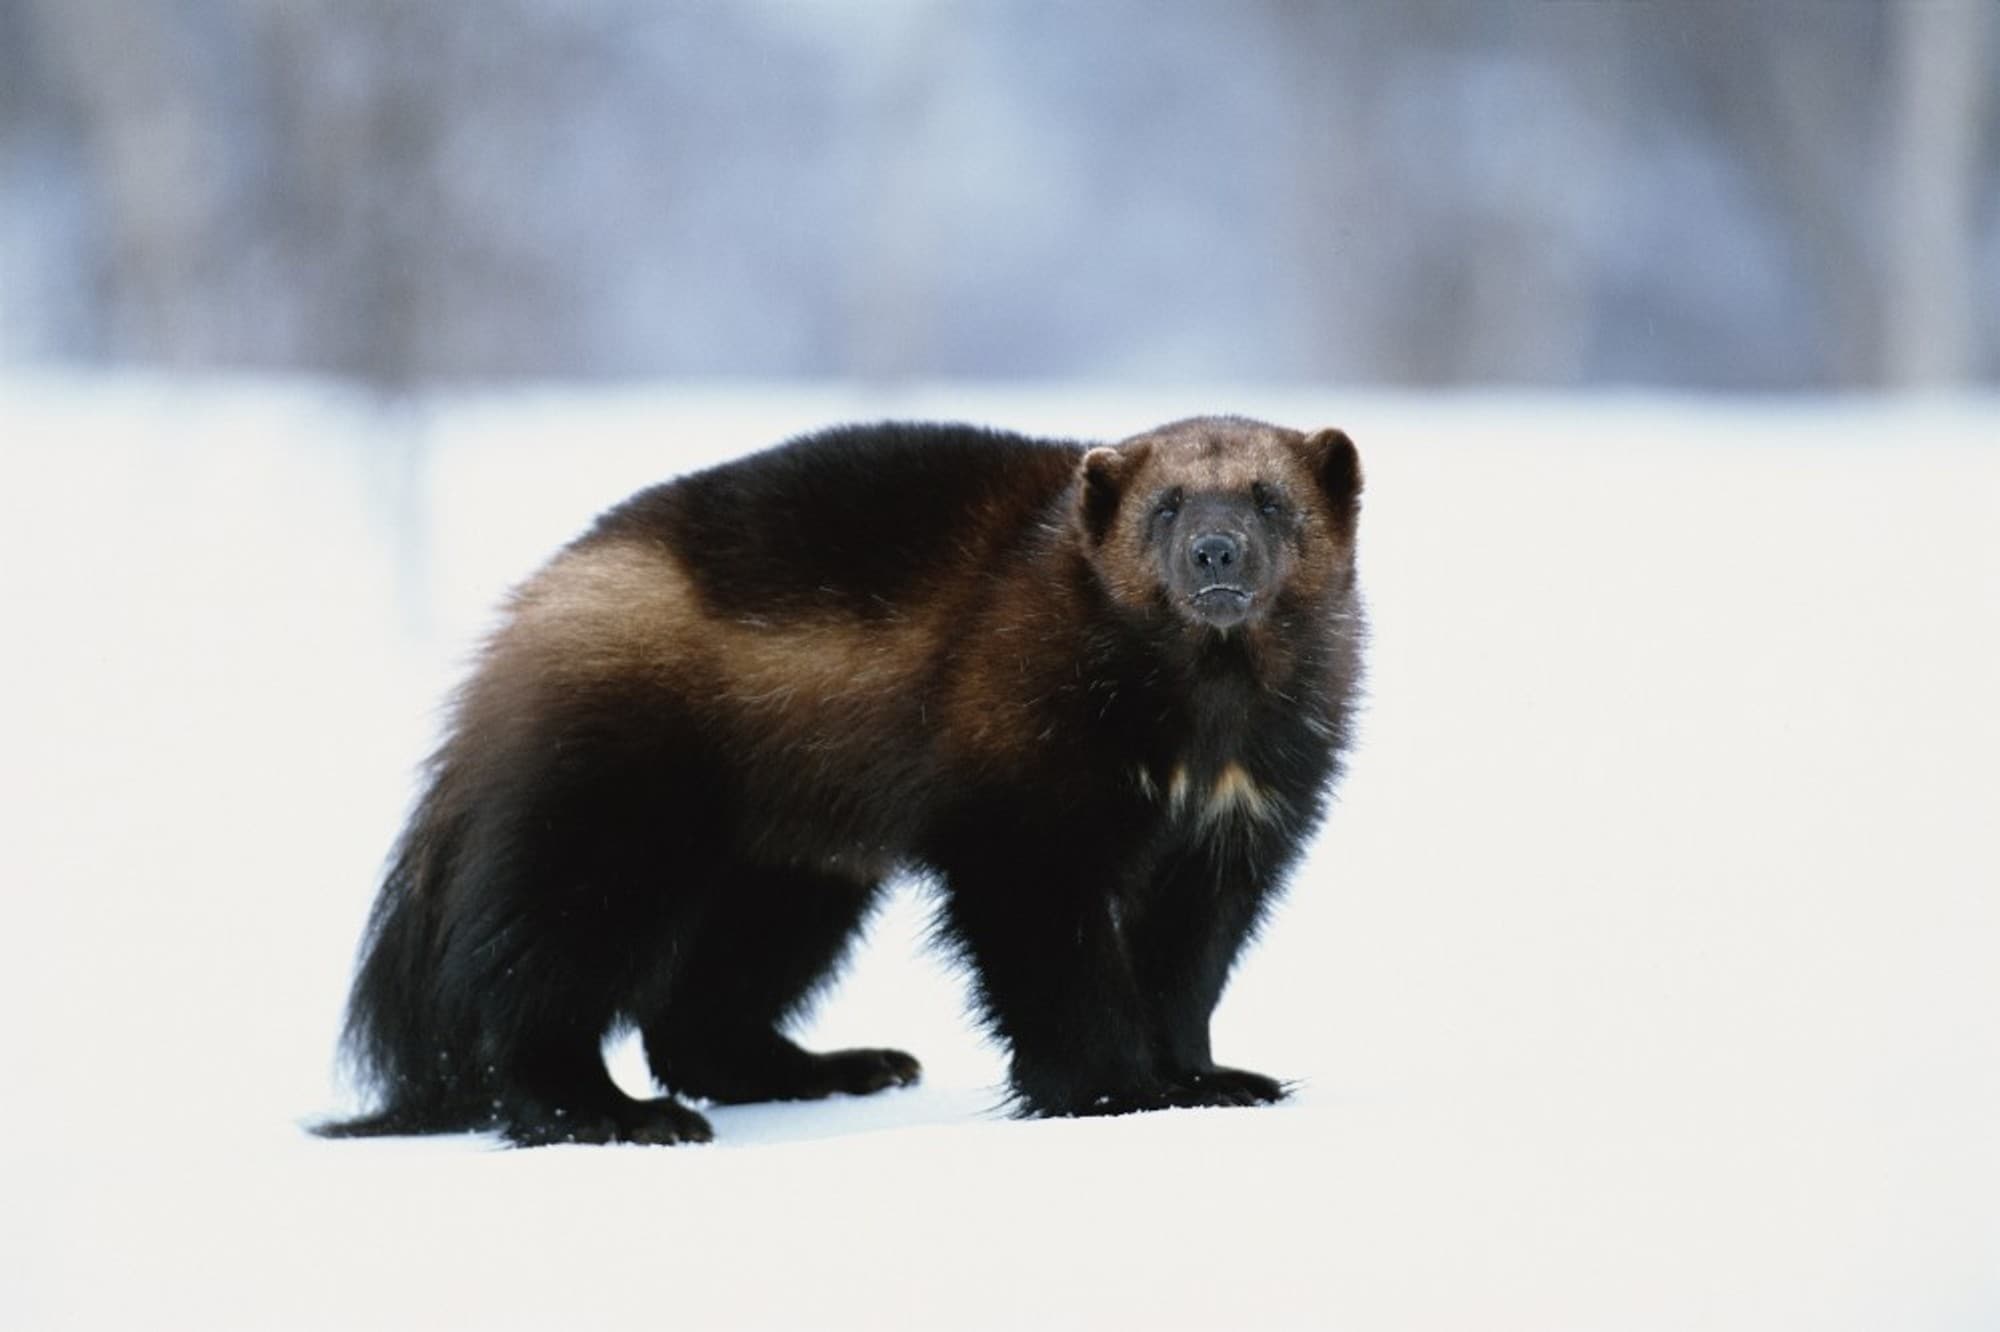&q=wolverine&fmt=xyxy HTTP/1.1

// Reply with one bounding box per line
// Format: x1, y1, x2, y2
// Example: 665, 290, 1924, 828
319, 416, 1365, 1145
